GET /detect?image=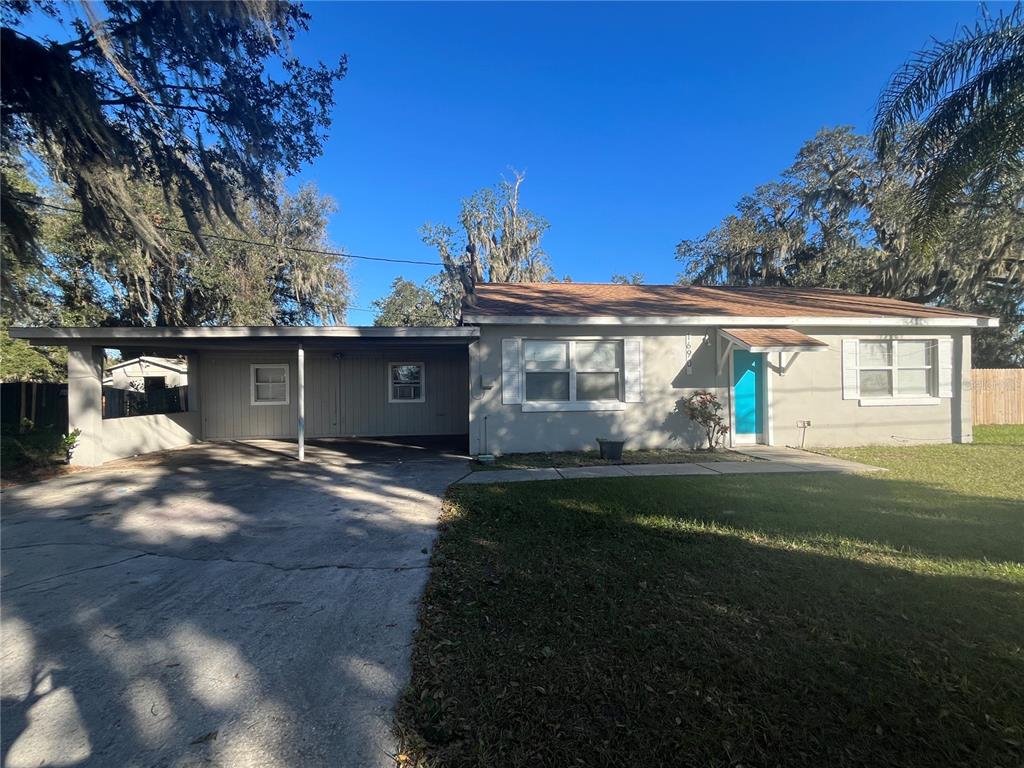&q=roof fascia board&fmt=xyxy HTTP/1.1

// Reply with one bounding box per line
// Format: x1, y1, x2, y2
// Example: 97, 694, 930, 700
9, 326, 481, 343
462, 314, 998, 328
